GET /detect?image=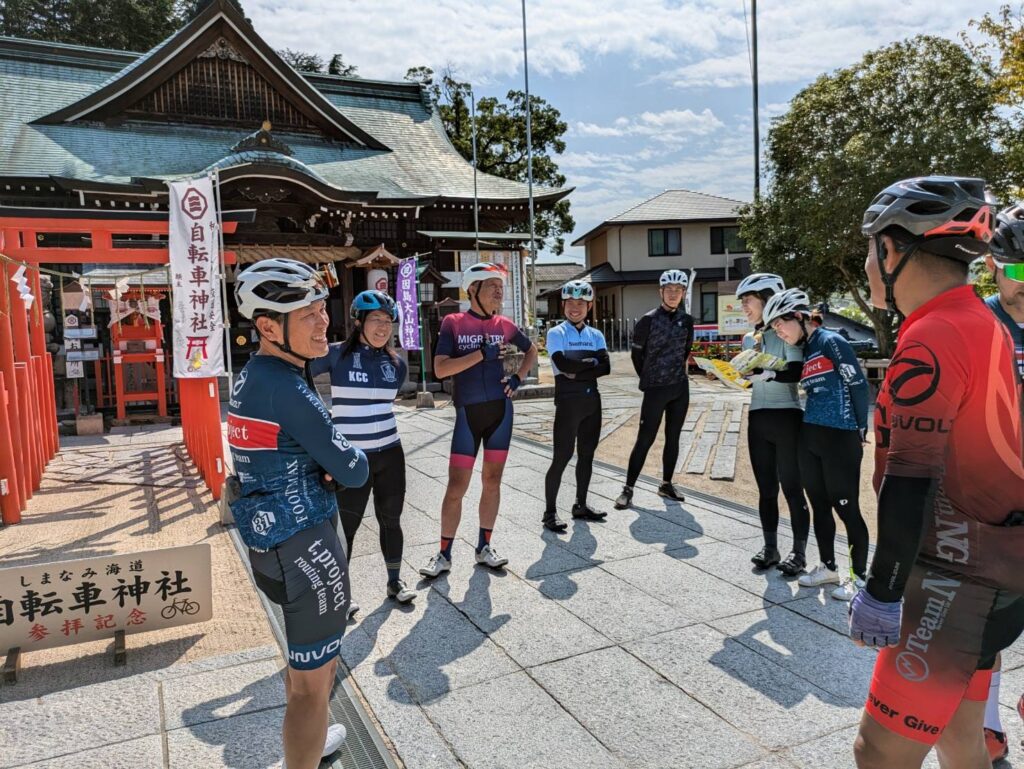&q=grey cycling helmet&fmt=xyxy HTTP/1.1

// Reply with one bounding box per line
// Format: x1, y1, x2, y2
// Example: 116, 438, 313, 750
862, 176, 993, 314
735, 273, 785, 299
989, 203, 1024, 264
235, 258, 328, 320
659, 269, 688, 287
762, 288, 811, 327
561, 279, 594, 302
